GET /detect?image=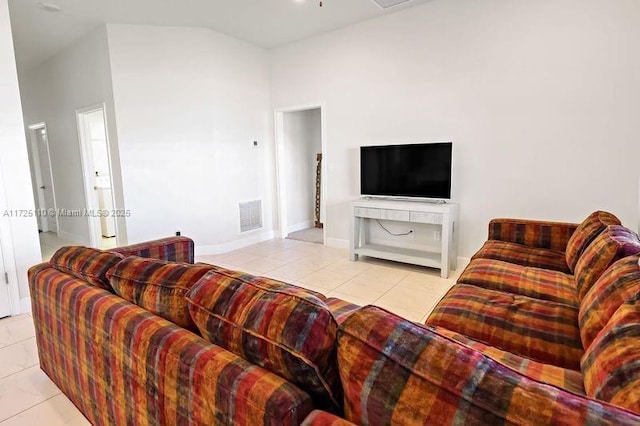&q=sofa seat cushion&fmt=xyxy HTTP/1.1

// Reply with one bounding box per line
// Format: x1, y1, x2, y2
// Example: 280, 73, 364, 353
50, 246, 124, 290
574, 225, 640, 301
186, 268, 341, 411
432, 326, 585, 395
458, 259, 578, 306
565, 211, 621, 273
338, 305, 639, 425
579, 256, 640, 349
426, 284, 583, 370
582, 297, 640, 414
107, 256, 214, 330
472, 240, 570, 273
